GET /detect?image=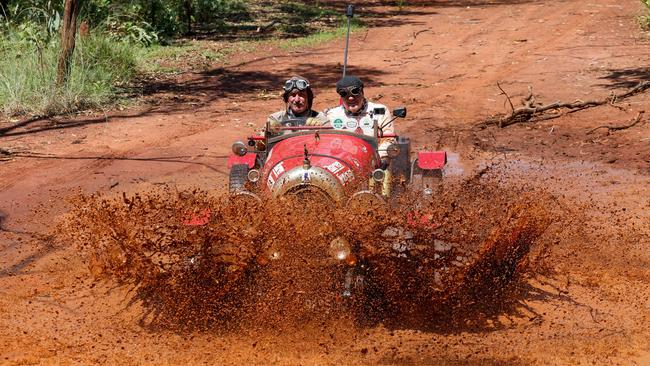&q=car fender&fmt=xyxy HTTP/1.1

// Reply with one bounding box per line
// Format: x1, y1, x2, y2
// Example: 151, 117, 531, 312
228, 153, 257, 169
